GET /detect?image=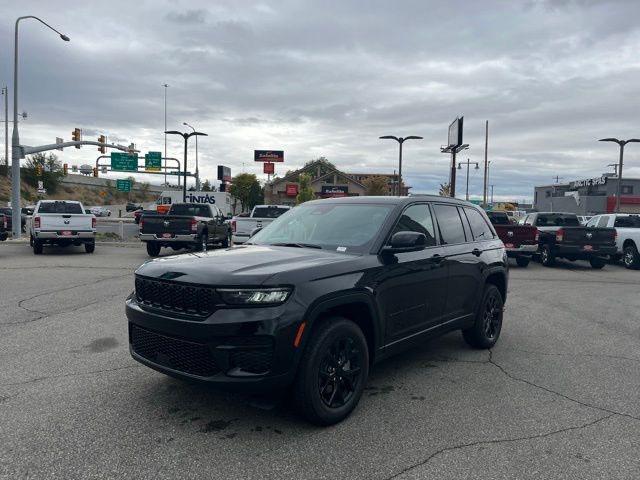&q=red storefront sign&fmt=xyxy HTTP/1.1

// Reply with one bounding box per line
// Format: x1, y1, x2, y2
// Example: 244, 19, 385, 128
263, 162, 275, 174
286, 184, 298, 196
